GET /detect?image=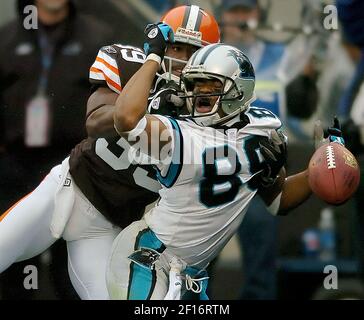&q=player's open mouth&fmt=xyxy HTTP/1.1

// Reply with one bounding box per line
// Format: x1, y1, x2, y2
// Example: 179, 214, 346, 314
195, 98, 213, 113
